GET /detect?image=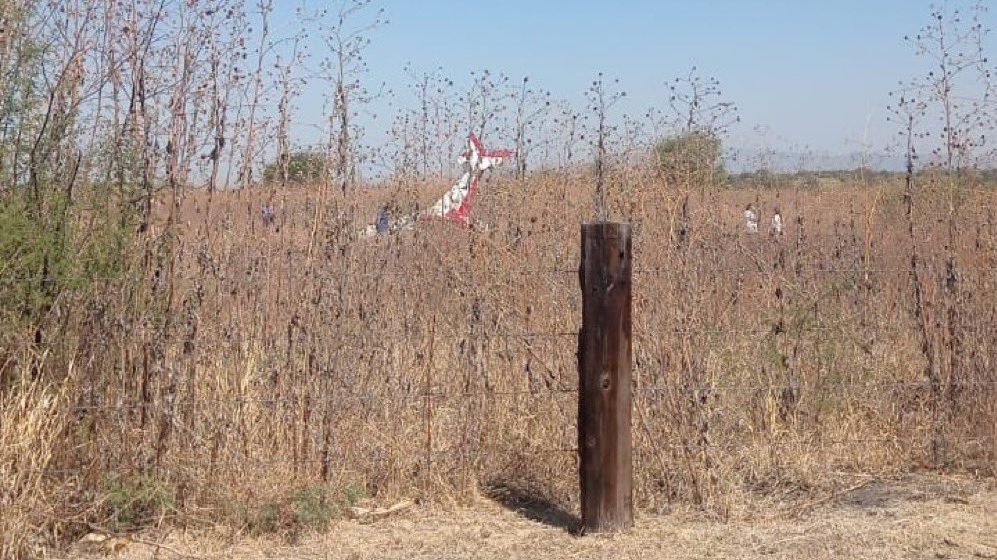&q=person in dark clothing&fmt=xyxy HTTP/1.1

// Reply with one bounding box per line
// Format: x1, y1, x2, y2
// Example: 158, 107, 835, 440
375, 206, 390, 234
261, 204, 275, 227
